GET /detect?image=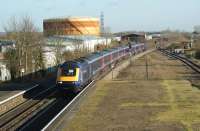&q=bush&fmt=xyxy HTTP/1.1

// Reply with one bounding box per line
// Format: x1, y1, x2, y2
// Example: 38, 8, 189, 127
167, 43, 179, 50
195, 50, 200, 59
185, 54, 192, 58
